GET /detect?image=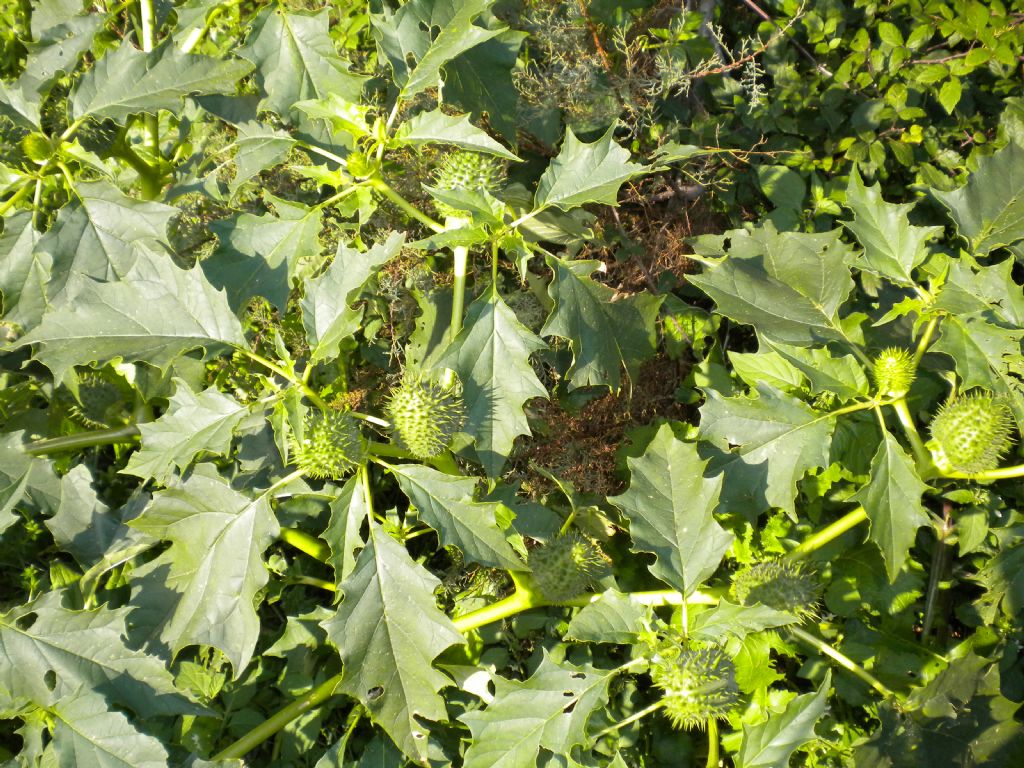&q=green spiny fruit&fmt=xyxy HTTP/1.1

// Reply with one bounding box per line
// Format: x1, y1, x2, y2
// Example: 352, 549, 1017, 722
384, 374, 466, 459
527, 533, 610, 602
289, 409, 364, 479
67, 372, 130, 428
731, 560, 821, 621
872, 347, 916, 398
650, 646, 739, 729
432, 151, 506, 218
21, 132, 54, 164
928, 391, 1015, 475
